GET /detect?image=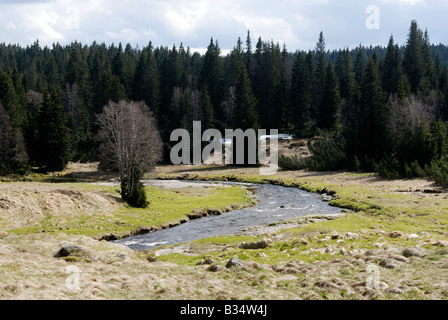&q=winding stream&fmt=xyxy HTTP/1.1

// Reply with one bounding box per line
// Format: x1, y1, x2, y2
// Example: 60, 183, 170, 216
114, 180, 342, 251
